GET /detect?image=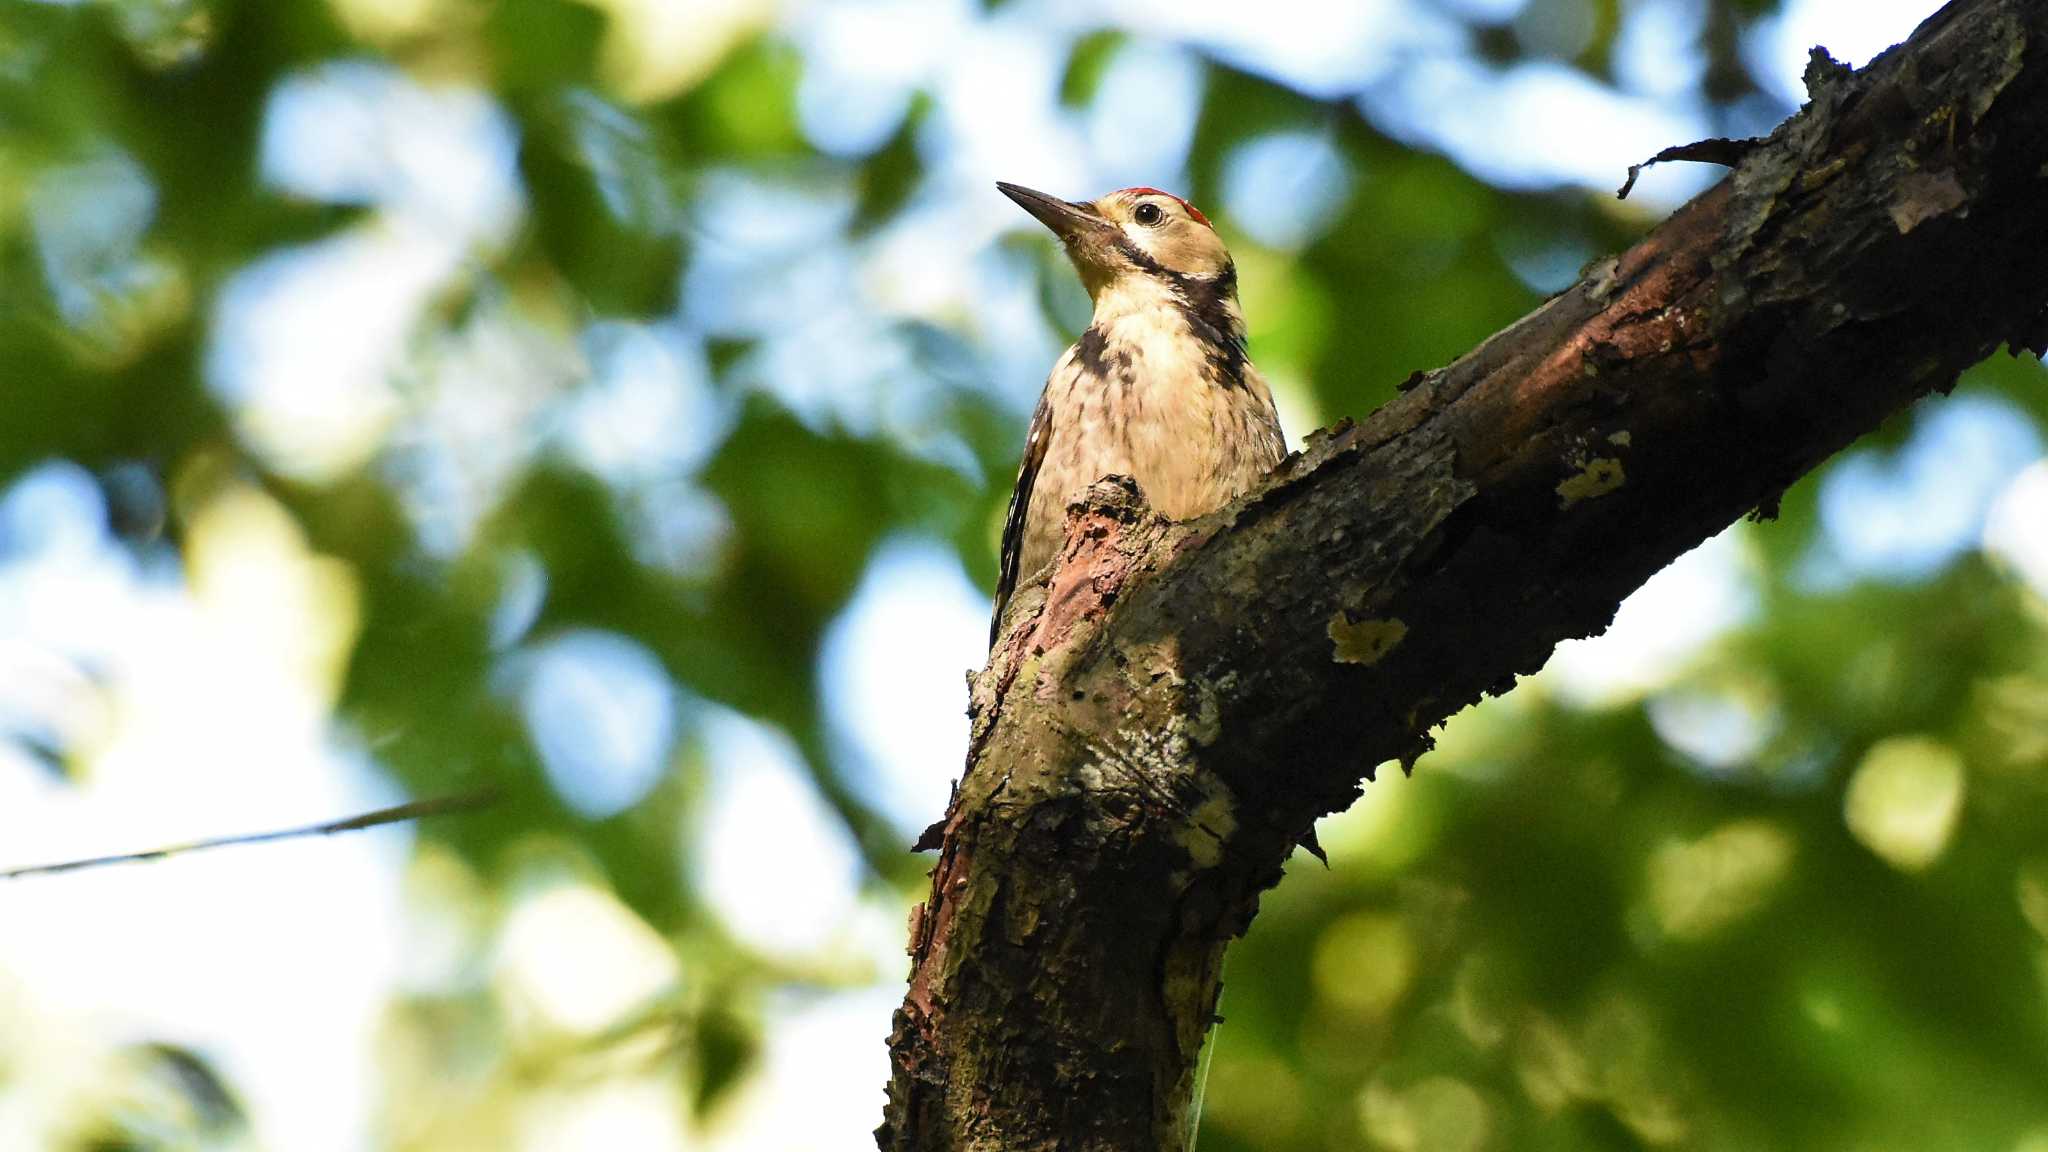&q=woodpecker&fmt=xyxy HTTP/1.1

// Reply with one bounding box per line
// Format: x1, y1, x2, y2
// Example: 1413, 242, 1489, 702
990, 182, 1286, 644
